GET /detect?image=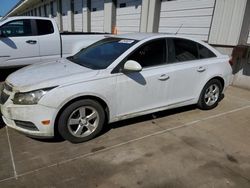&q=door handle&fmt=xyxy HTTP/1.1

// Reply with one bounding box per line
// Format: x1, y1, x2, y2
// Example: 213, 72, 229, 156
197, 67, 206, 72
26, 40, 37, 44
158, 74, 170, 81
